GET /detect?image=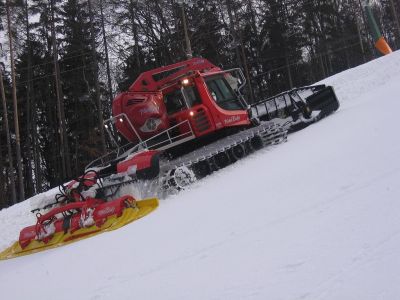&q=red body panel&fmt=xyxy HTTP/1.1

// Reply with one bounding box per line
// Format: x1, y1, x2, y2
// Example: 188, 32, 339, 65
116, 150, 159, 173
129, 58, 219, 92
113, 91, 169, 142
